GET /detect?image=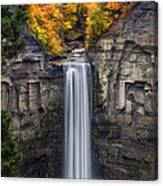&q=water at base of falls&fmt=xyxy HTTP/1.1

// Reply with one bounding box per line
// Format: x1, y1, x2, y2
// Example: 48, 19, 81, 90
64, 62, 92, 179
